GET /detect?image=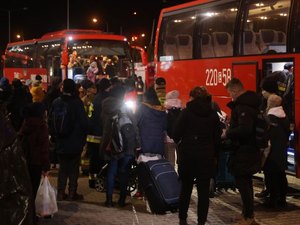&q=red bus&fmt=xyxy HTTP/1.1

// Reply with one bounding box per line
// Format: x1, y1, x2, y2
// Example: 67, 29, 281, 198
154, 0, 300, 176
3, 29, 136, 87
